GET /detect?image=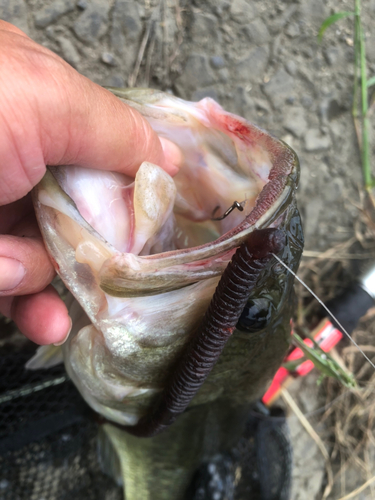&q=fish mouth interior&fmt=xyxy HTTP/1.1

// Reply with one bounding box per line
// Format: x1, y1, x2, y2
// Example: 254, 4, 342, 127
46, 96, 297, 264
58, 119, 275, 258
158, 122, 269, 252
